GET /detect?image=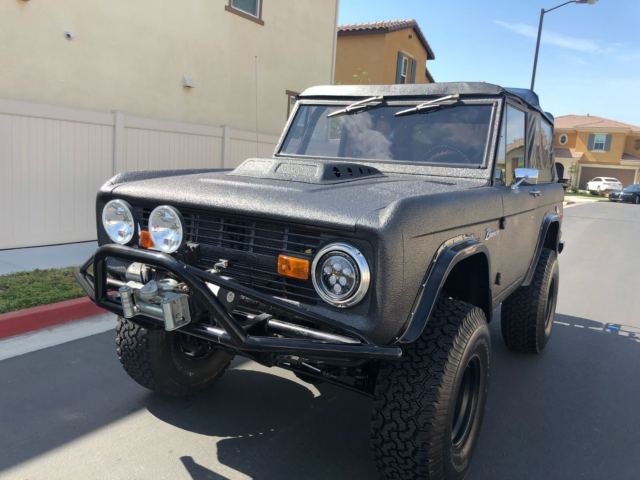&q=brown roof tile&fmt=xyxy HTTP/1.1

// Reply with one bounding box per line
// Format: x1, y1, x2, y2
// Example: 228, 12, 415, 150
337, 19, 435, 60
554, 147, 582, 159
555, 114, 640, 133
